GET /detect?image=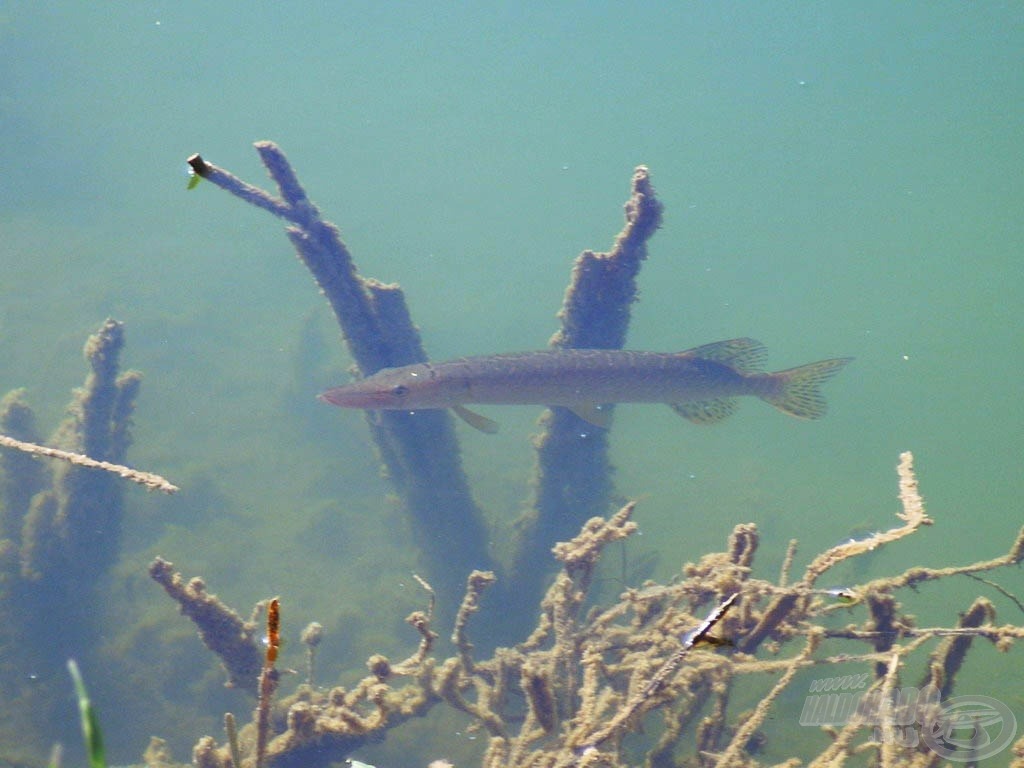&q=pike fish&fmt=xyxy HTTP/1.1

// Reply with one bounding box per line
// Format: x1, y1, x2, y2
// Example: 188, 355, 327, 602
319, 338, 851, 433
